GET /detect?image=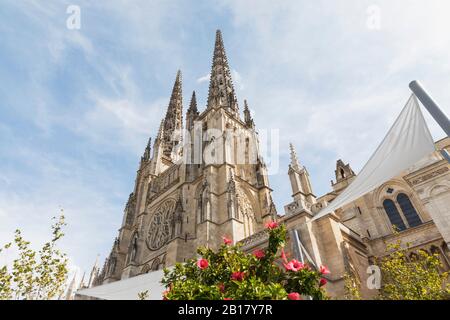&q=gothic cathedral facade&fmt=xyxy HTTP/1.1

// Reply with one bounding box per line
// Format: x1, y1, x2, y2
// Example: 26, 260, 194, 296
95, 30, 277, 284
92, 30, 450, 299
